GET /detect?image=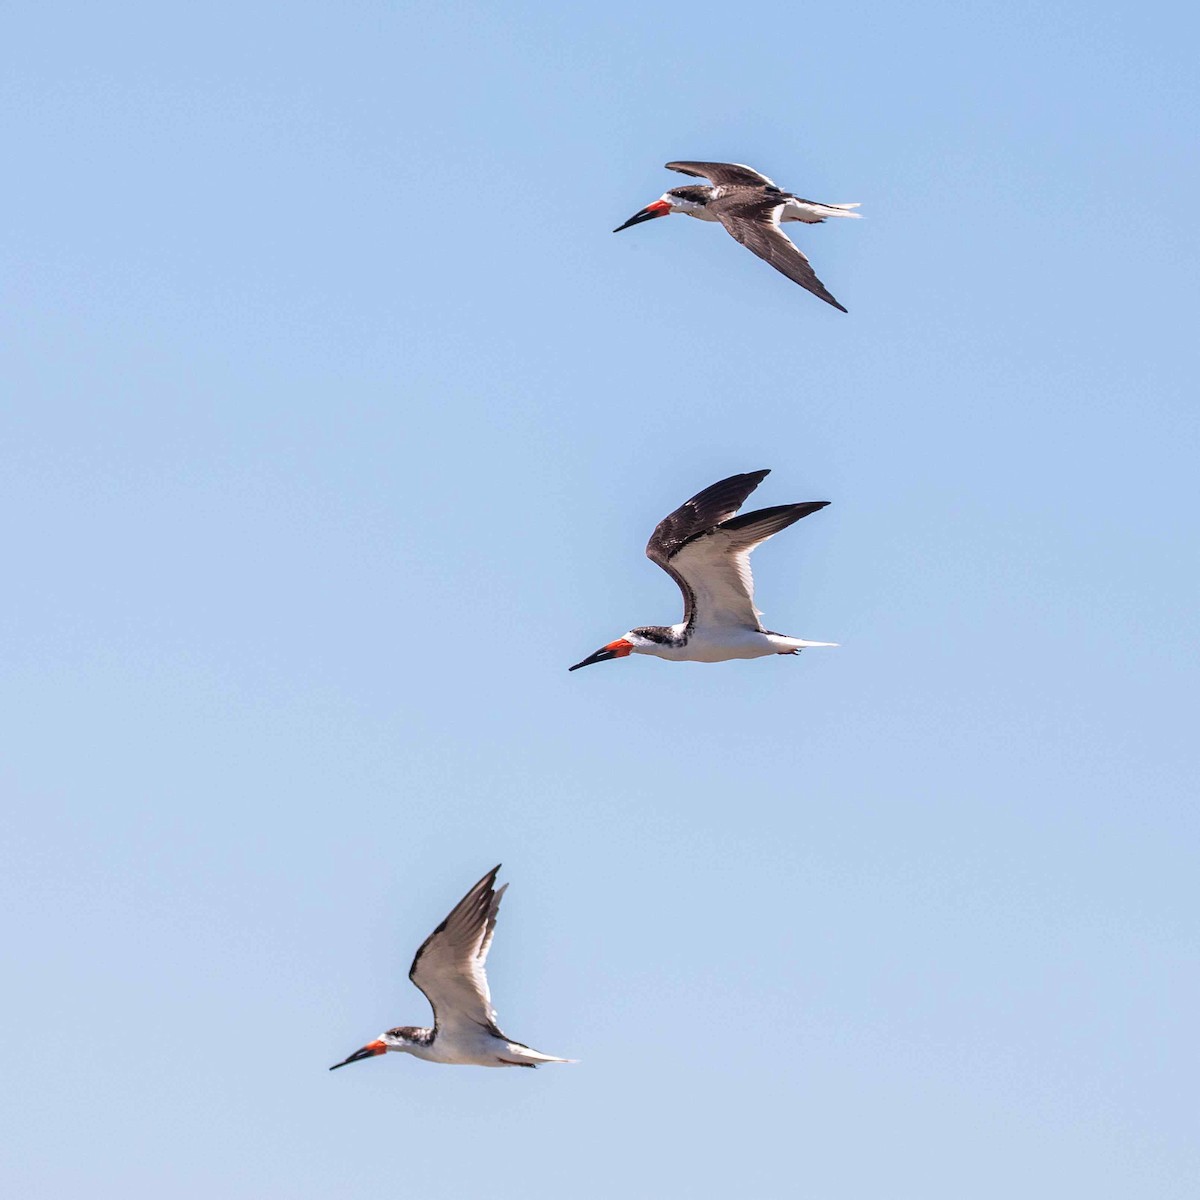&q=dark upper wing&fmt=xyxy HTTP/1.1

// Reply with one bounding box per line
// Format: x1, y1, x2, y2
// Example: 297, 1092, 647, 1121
409, 865, 508, 1035
668, 502, 830, 633
665, 161, 777, 187
646, 471, 770, 622
708, 195, 847, 312
646, 470, 770, 566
